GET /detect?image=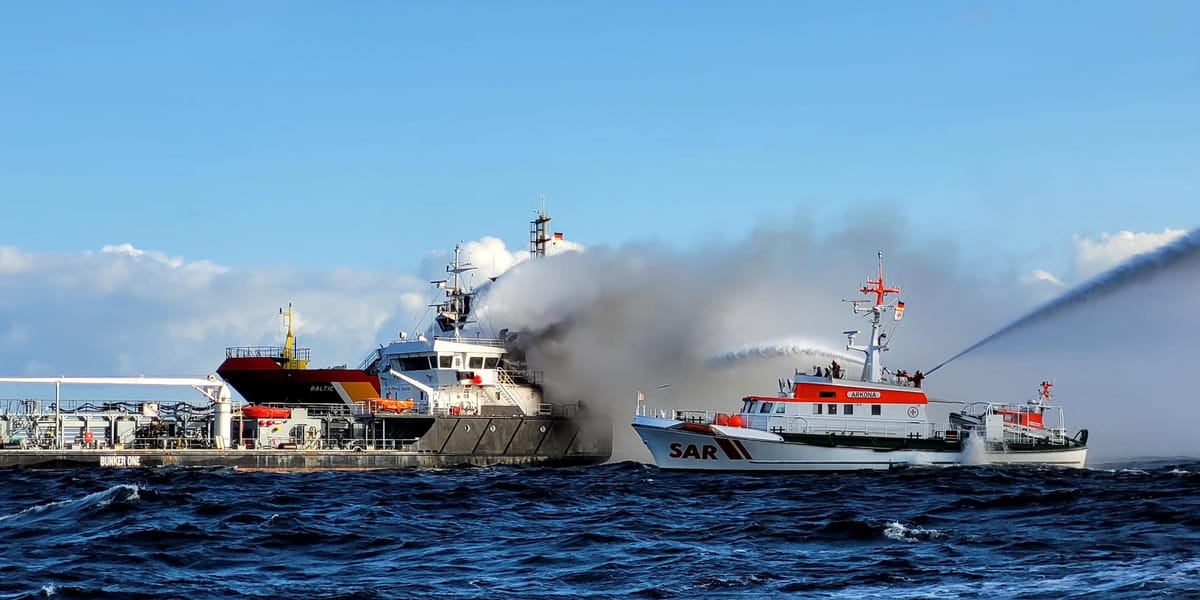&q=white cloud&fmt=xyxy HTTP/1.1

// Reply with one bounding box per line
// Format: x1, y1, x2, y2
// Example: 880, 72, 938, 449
0, 246, 32, 274
1073, 229, 1188, 279
0, 243, 426, 381
1021, 269, 1066, 287
419, 234, 586, 288
1021, 228, 1186, 291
